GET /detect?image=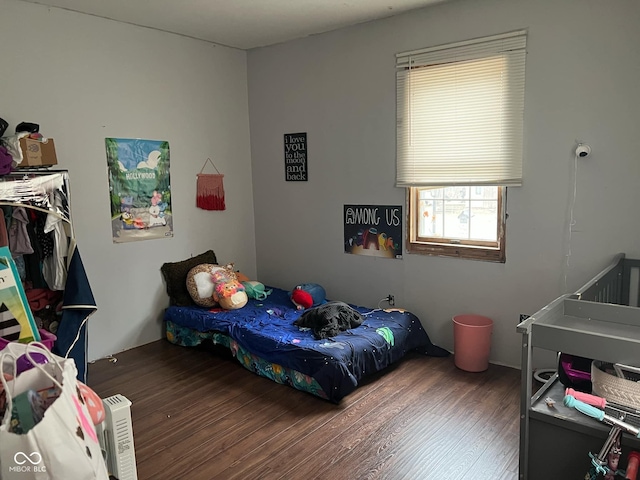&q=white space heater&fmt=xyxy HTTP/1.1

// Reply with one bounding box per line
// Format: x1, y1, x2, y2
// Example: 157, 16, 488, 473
97, 394, 138, 480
